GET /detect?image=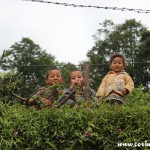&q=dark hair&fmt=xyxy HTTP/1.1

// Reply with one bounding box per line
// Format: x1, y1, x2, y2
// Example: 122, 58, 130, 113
109, 54, 126, 66
45, 67, 60, 79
